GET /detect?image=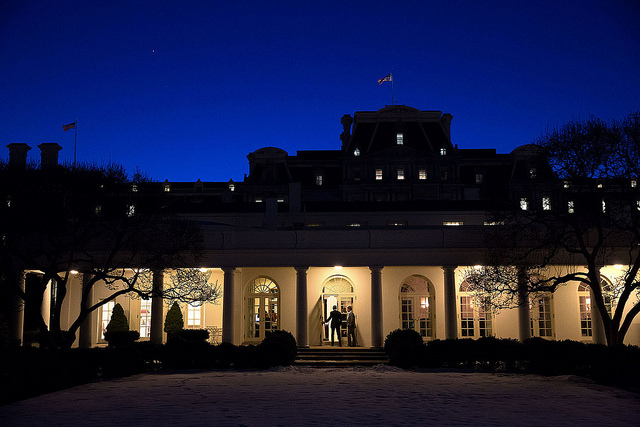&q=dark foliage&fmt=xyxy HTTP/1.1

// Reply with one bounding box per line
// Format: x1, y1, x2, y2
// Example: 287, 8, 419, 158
384, 328, 426, 368
256, 329, 297, 368
163, 302, 184, 339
